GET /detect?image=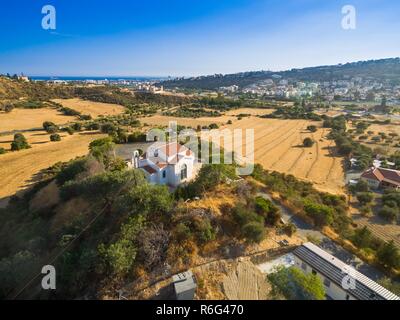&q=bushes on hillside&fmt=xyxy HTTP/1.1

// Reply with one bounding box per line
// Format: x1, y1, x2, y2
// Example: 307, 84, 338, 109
98, 215, 144, 276
303, 199, 334, 227
254, 196, 281, 226
251, 164, 349, 232
176, 164, 236, 199
56, 158, 90, 185
232, 204, 265, 243
0, 147, 5, 154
